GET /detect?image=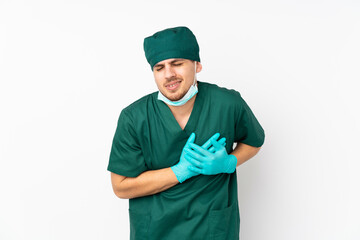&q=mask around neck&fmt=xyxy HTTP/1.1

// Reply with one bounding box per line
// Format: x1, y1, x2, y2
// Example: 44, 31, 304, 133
157, 81, 198, 106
